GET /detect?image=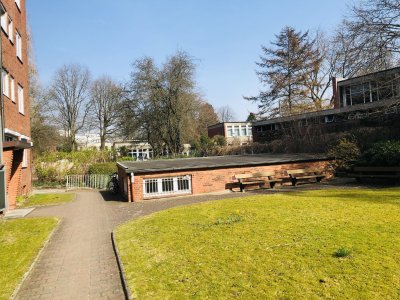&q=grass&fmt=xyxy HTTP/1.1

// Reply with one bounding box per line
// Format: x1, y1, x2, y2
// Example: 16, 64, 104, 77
0, 218, 58, 299
115, 188, 400, 299
18, 193, 75, 208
